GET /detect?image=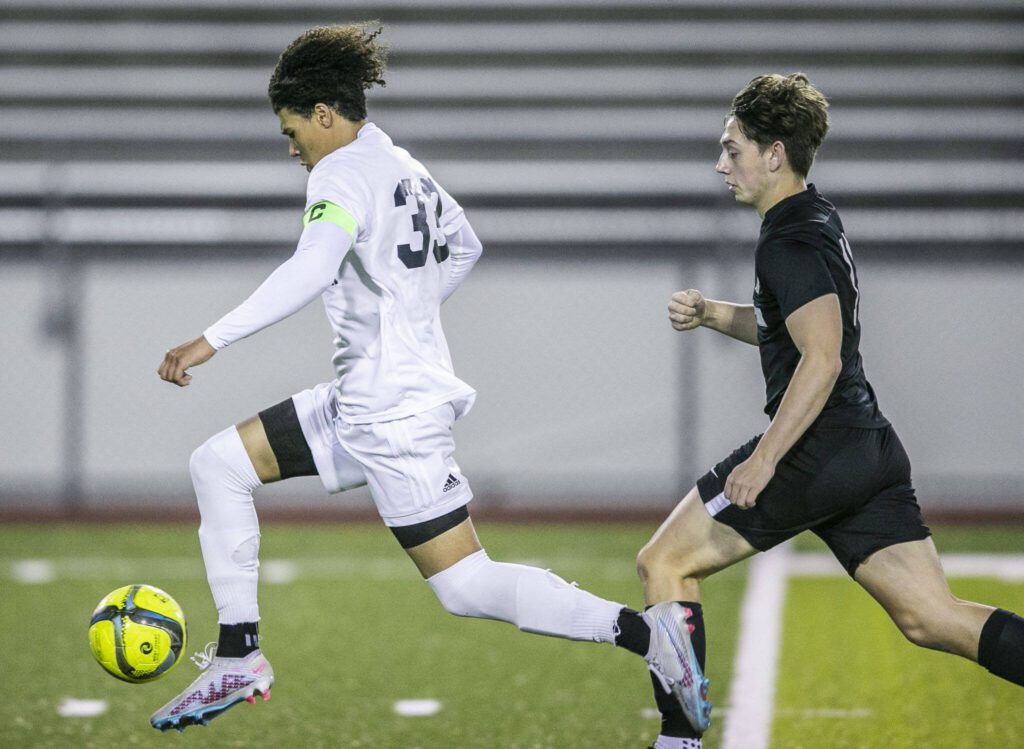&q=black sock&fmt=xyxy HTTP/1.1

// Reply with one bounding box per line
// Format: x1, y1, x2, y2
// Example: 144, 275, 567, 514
647, 601, 706, 739
217, 622, 260, 658
614, 608, 651, 656
978, 608, 1024, 686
